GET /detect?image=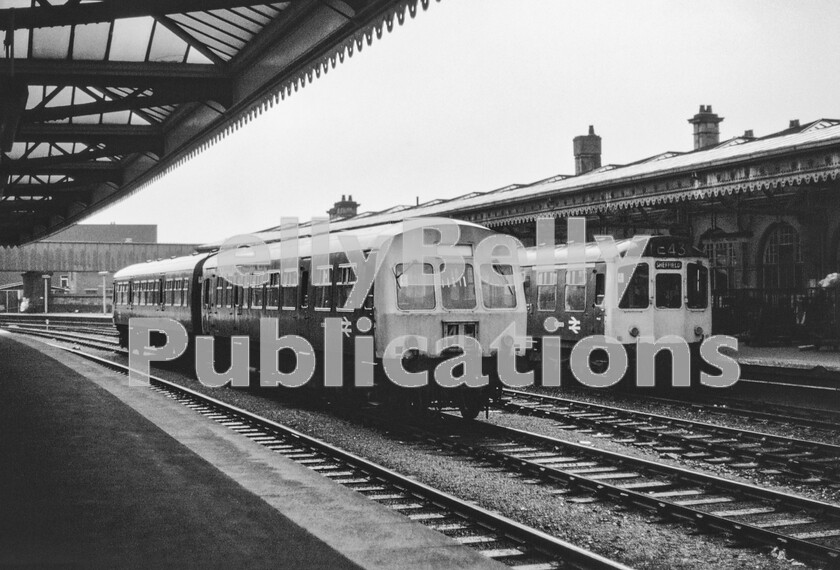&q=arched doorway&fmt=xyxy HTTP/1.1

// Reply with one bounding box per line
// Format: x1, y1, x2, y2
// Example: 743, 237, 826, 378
760, 222, 803, 289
